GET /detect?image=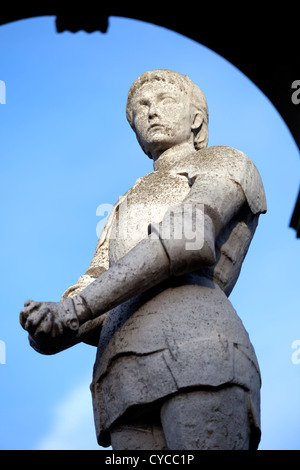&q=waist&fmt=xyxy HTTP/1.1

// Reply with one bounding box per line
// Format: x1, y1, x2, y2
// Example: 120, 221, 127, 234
94, 275, 256, 381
